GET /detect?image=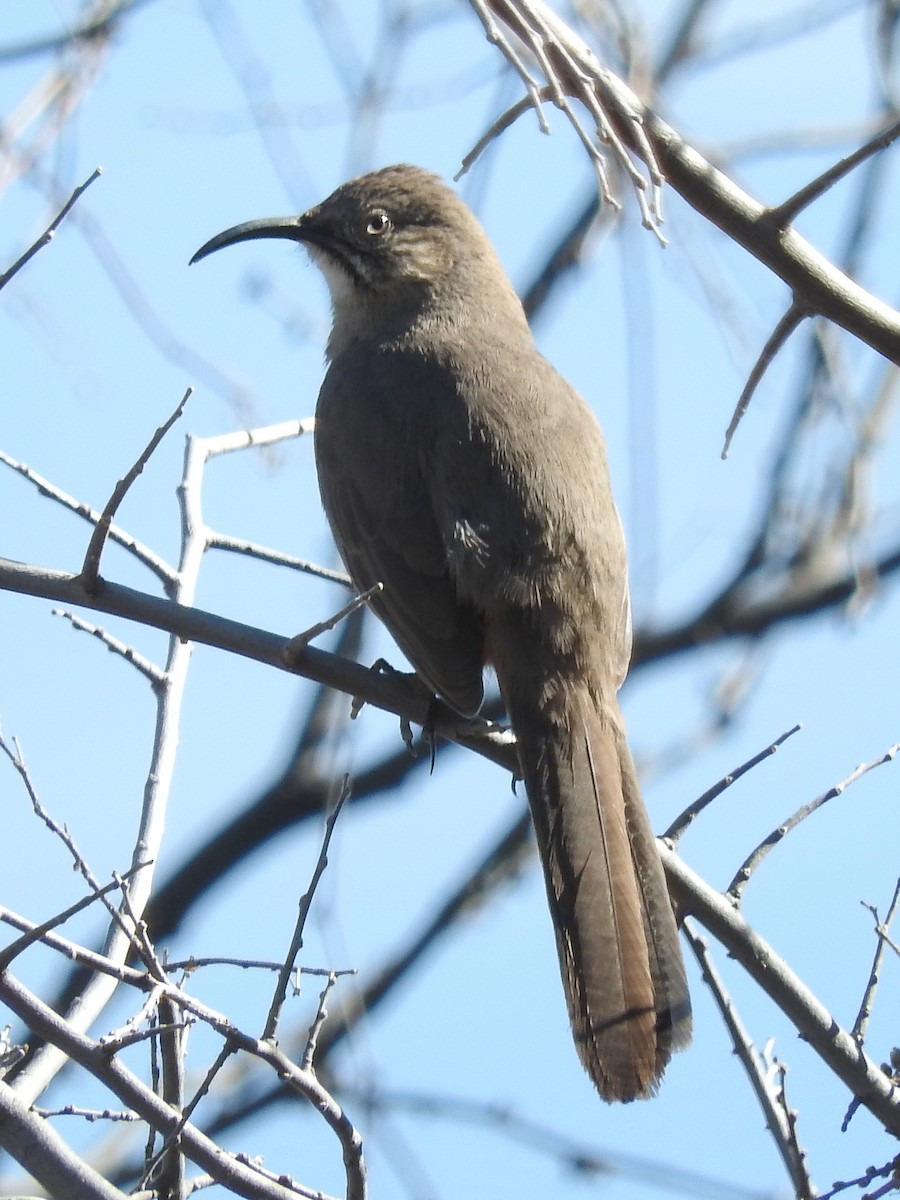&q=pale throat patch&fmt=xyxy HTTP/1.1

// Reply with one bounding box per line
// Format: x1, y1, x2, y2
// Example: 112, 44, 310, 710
307, 244, 355, 310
